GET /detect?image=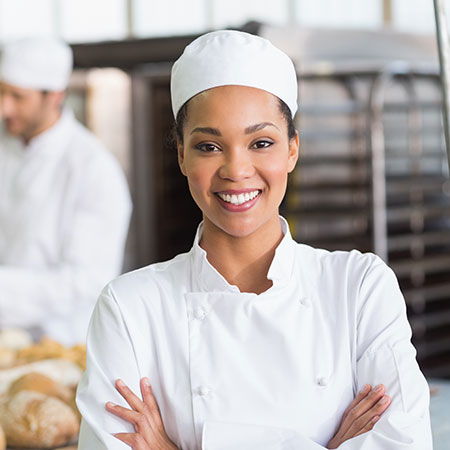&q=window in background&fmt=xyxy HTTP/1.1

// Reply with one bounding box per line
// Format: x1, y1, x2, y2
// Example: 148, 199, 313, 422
132, 0, 206, 37
86, 69, 131, 177
59, 0, 127, 42
210, 0, 290, 29
294, 0, 383, 29
0, 0, 55, 41
0, 0, 449, 44
391, 0, 445, 34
